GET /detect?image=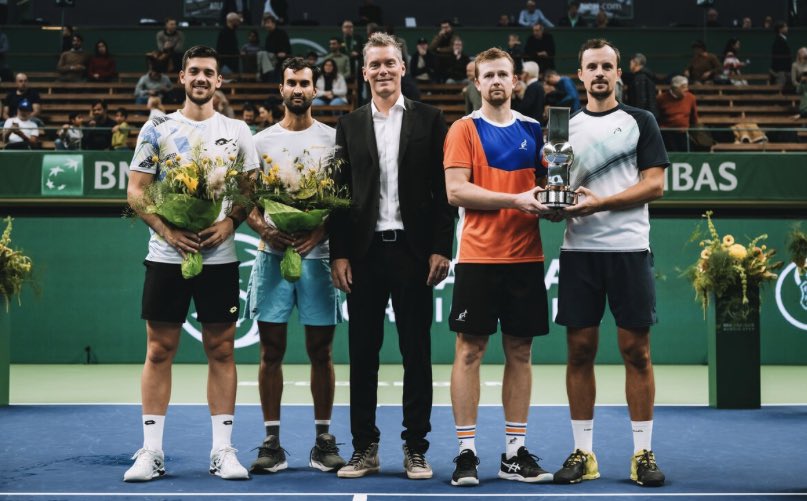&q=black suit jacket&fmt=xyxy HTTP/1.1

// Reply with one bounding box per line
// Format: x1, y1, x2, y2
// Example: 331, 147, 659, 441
331, 97, 455, 262
514, 81, 545, 122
